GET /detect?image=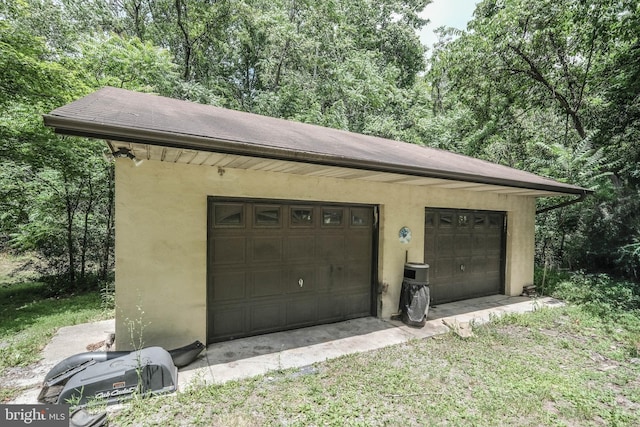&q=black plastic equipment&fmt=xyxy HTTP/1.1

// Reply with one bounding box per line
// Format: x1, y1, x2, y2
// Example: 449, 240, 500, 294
56, 347, 177, 406
38, 340, 204, 405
